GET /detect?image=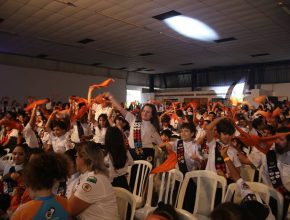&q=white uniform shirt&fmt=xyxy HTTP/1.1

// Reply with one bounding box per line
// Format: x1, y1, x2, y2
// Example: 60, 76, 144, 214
104, 151, 134, 182
22, 123, 39, 148
173, 140, 203, 171
125, 112, 161, 149
93, 127, 107, 145
70, 122, 92, 143
48, 132, 71, 153
261, 149, 290, 191
92, 104, 112, 121
73, 171, 119, 220
206, 139, 241, 173
66, 172, 80, 199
